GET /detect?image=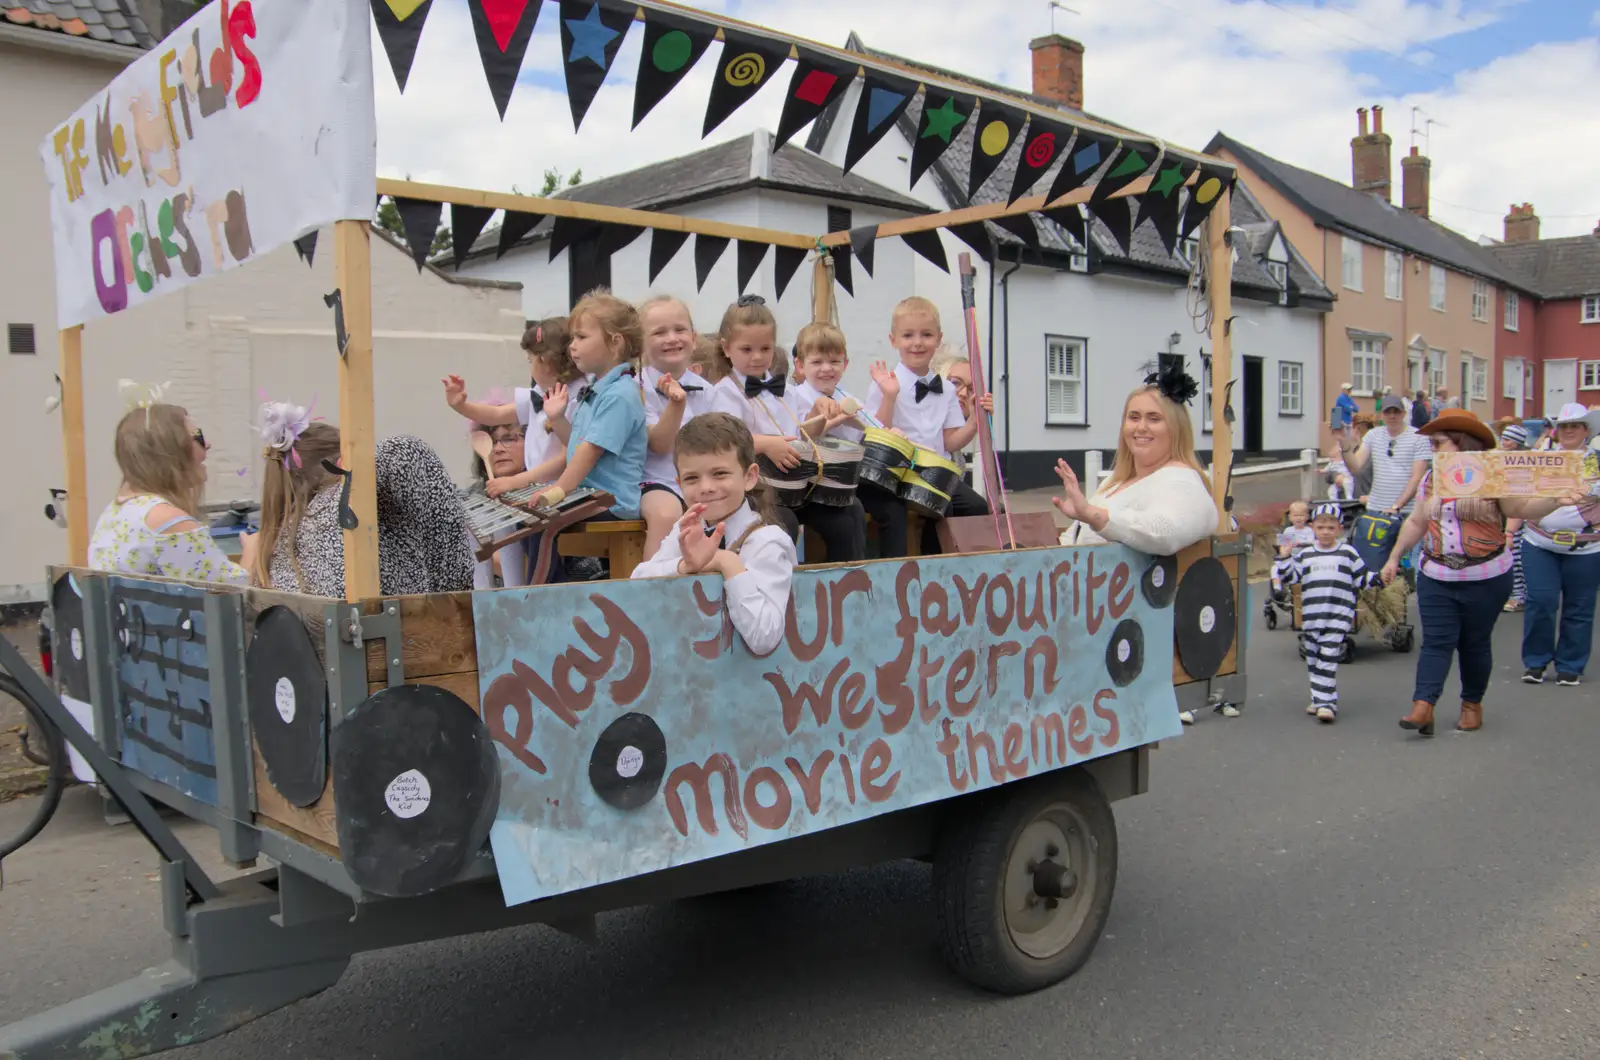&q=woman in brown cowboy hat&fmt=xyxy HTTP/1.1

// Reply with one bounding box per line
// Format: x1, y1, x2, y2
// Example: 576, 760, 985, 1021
1379, 409, 1586, 735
